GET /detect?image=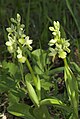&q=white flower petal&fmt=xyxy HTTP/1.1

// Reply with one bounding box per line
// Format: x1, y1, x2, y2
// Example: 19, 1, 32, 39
19, 38, 25, 44
52, 32, 56, 36
17, 54, 22, 58
2, 115, 7, 119
6, 41, 12, 46
59, 50, 67, 59
17, 47, 22, 54
18, 56, 26, 63
7, 46, 14, 53
49, 39, 57, 46
25, 36, 29, 40
26, 39, 33, 45
49, 27, 54, 31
